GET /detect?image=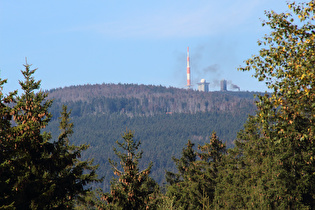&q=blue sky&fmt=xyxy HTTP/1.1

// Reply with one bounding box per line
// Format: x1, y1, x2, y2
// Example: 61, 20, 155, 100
0, 0, 301, 93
